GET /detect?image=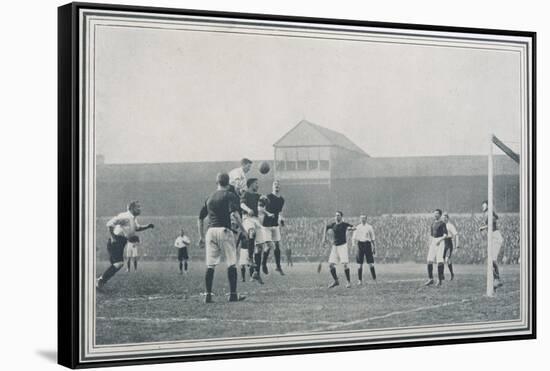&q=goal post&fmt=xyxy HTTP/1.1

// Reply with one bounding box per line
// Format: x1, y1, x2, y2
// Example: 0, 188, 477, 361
487, 134, 520, 297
